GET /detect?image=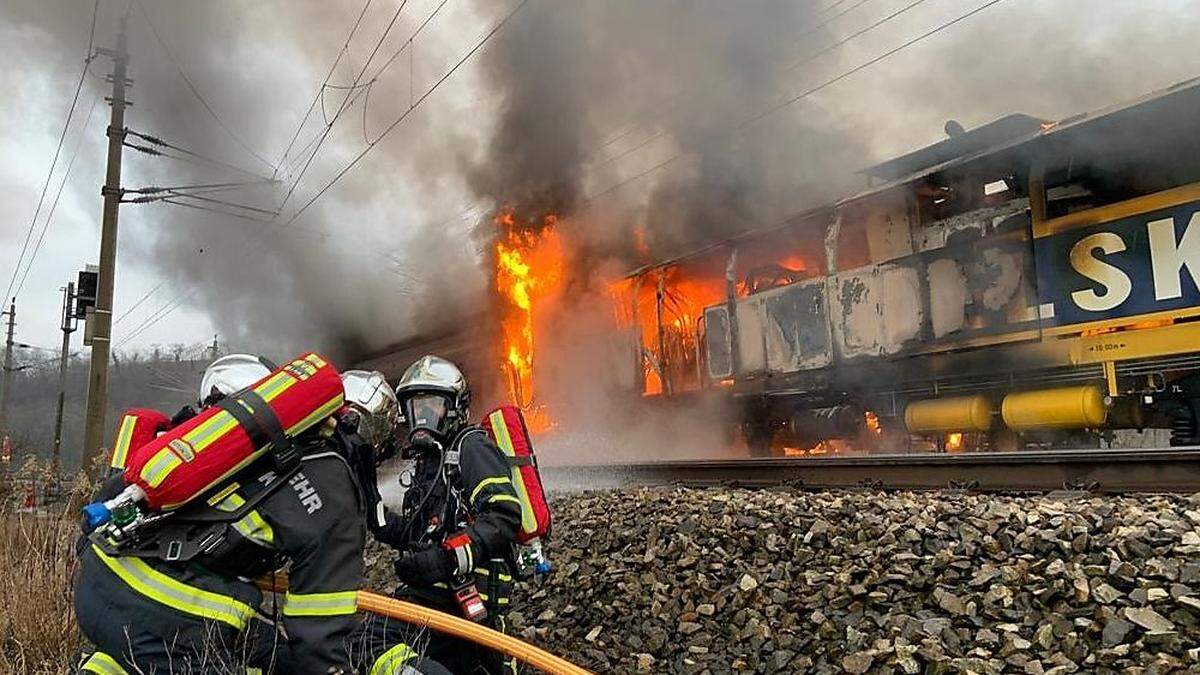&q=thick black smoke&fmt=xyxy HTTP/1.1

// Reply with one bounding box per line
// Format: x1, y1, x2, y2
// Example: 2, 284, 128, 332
6, 0, 1200, 366
464, 0, 864, 261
